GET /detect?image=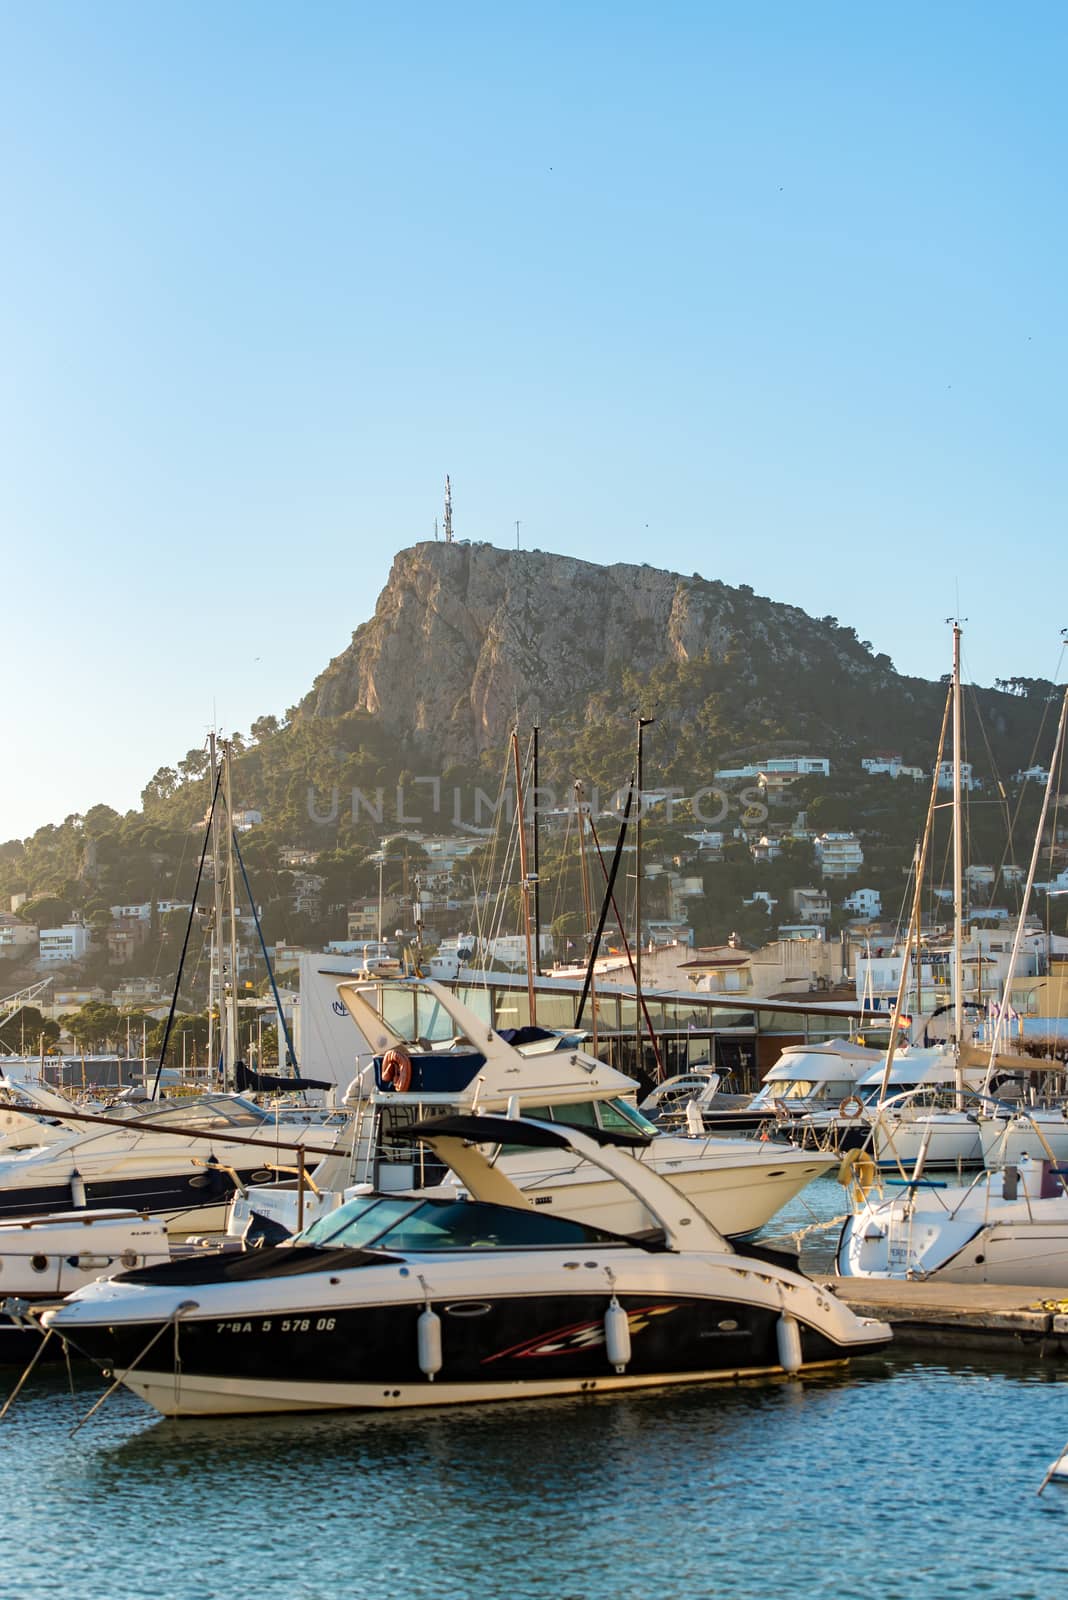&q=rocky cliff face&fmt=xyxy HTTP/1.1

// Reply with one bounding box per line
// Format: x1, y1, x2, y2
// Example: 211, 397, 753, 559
301, 541, 905, 762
